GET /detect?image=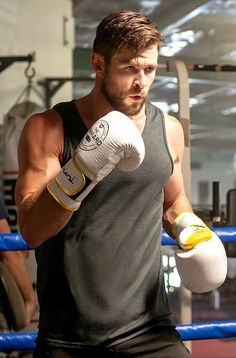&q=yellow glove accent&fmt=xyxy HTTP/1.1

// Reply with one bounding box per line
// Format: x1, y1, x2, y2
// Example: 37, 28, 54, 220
172, 212, 213, 250
183, 226, 213, 250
